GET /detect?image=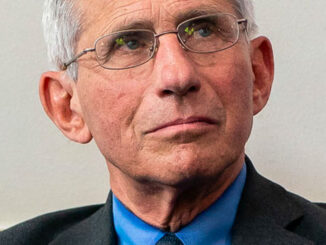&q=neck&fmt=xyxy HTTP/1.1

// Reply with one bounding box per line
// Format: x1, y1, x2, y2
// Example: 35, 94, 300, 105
108, 155, 244, 232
